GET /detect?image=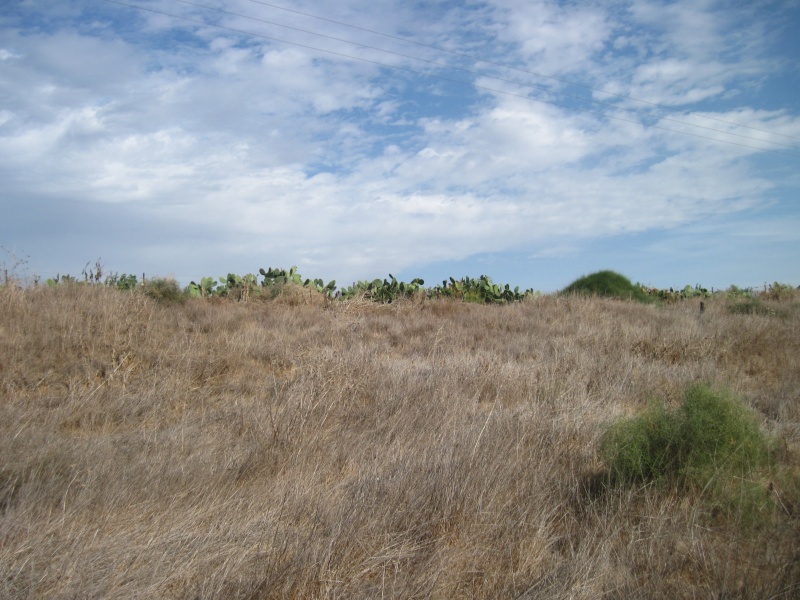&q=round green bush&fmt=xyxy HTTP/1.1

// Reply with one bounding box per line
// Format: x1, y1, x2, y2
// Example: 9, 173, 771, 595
678, 384, 769, 481
602, 384, 769, 487
562, 270, 651, 303
142, 278, 186, 304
